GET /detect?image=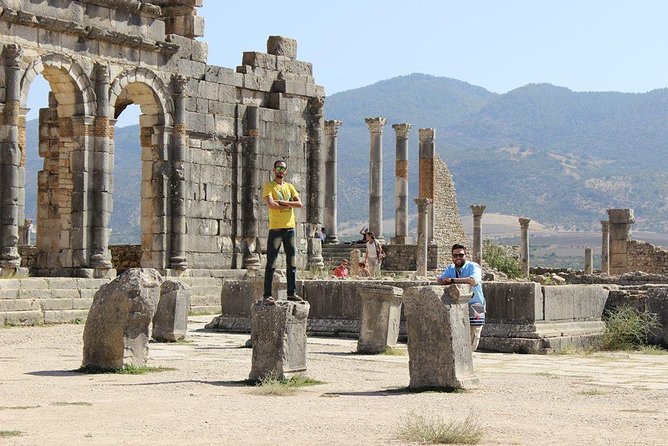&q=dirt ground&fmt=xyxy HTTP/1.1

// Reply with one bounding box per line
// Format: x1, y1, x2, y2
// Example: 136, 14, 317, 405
1, 317, 667, 445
